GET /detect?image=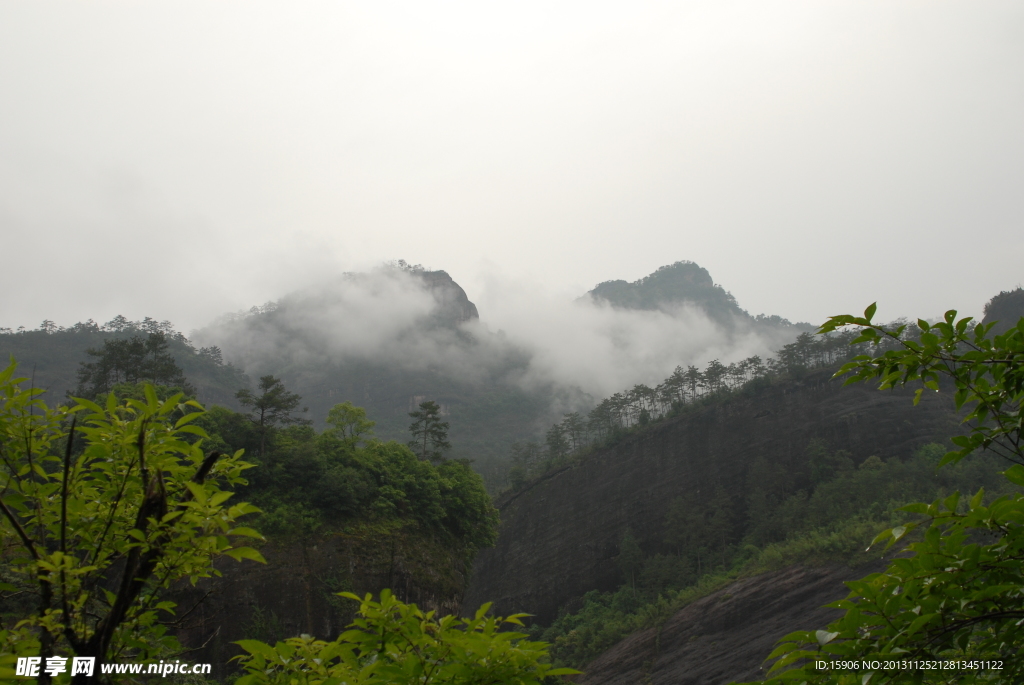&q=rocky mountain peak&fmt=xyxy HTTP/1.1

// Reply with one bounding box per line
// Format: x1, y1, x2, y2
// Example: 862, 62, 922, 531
584, 260, 745, 323
416, 269, 480, 327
